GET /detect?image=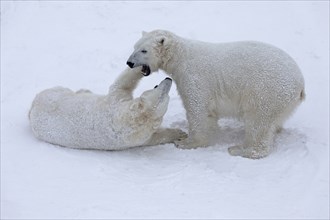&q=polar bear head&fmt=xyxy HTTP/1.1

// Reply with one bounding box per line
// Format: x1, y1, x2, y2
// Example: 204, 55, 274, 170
129, 77, 172, 127
126, 30, 173, 76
